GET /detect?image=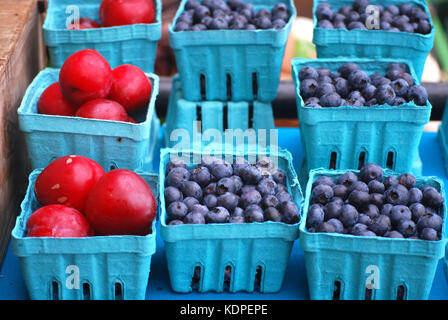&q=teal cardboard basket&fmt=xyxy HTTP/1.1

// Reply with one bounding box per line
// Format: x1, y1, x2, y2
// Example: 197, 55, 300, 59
164, 74, 276, 150
291, 57, 431, 178
169, 0, 296, 102
11, 169, 159, 300
312, 0, 434, 81
43, 0, 162, 73
300, 168, 447, 300
159, 148, 302, 293
17, 68, 160, 171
